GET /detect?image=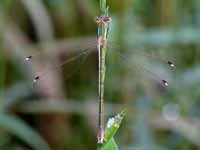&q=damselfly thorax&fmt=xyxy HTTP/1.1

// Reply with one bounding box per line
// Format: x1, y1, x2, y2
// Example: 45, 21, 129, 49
24, 39, 175, 87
